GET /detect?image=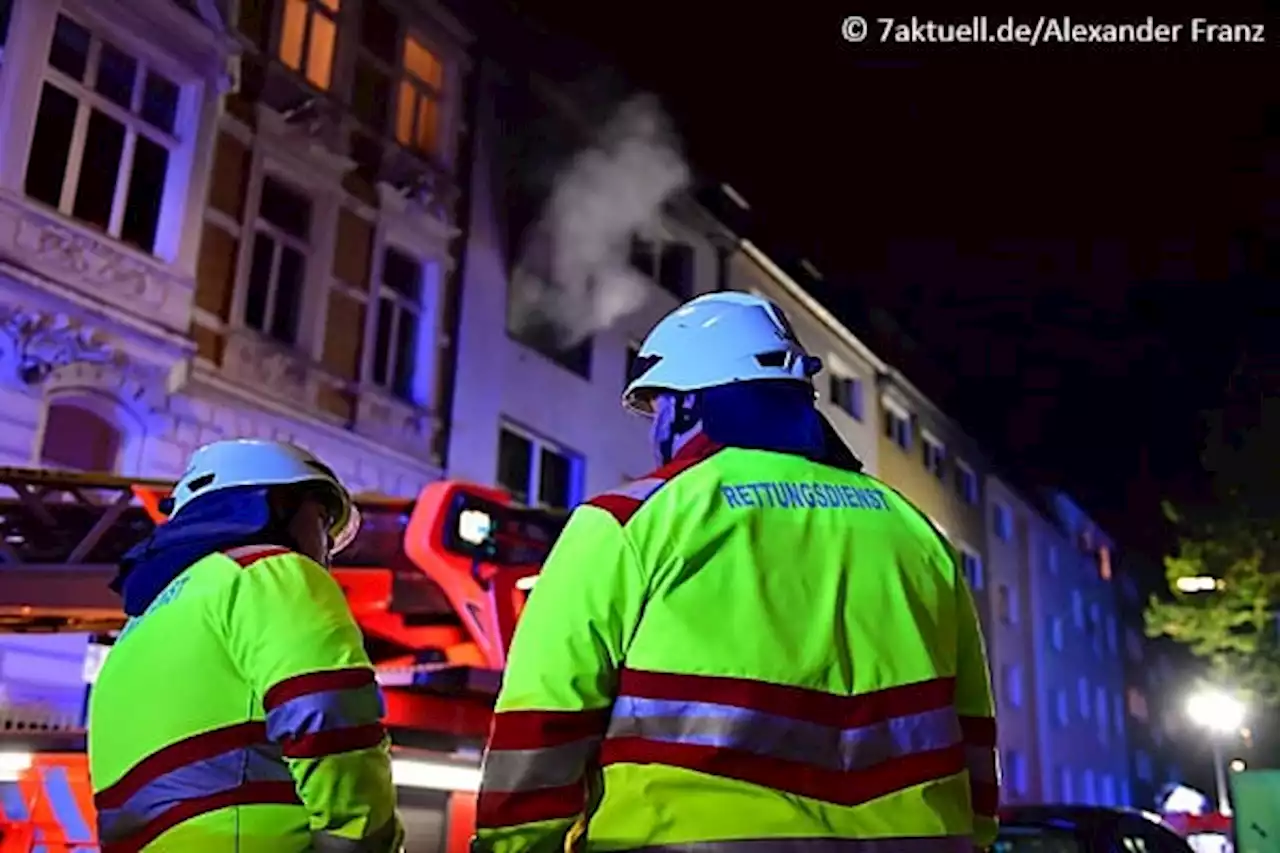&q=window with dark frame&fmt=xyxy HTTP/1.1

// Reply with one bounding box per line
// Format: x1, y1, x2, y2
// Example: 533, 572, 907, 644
371, 246, 424, 401
25, 14, 181, 255
244, 176, 311, 345
496, 425, 582, 510
827, 374, 863, 421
